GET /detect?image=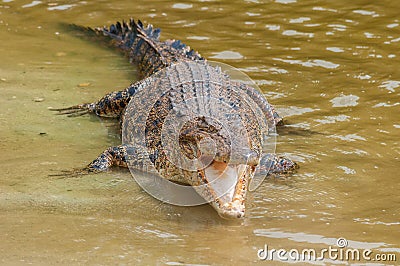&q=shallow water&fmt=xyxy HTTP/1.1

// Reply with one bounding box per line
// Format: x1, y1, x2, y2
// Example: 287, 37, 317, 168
1, 0, 399, 265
